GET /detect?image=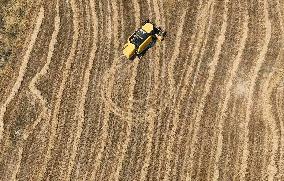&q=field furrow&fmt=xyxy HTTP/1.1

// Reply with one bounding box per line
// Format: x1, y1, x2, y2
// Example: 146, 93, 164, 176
0, 0, 283, 180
